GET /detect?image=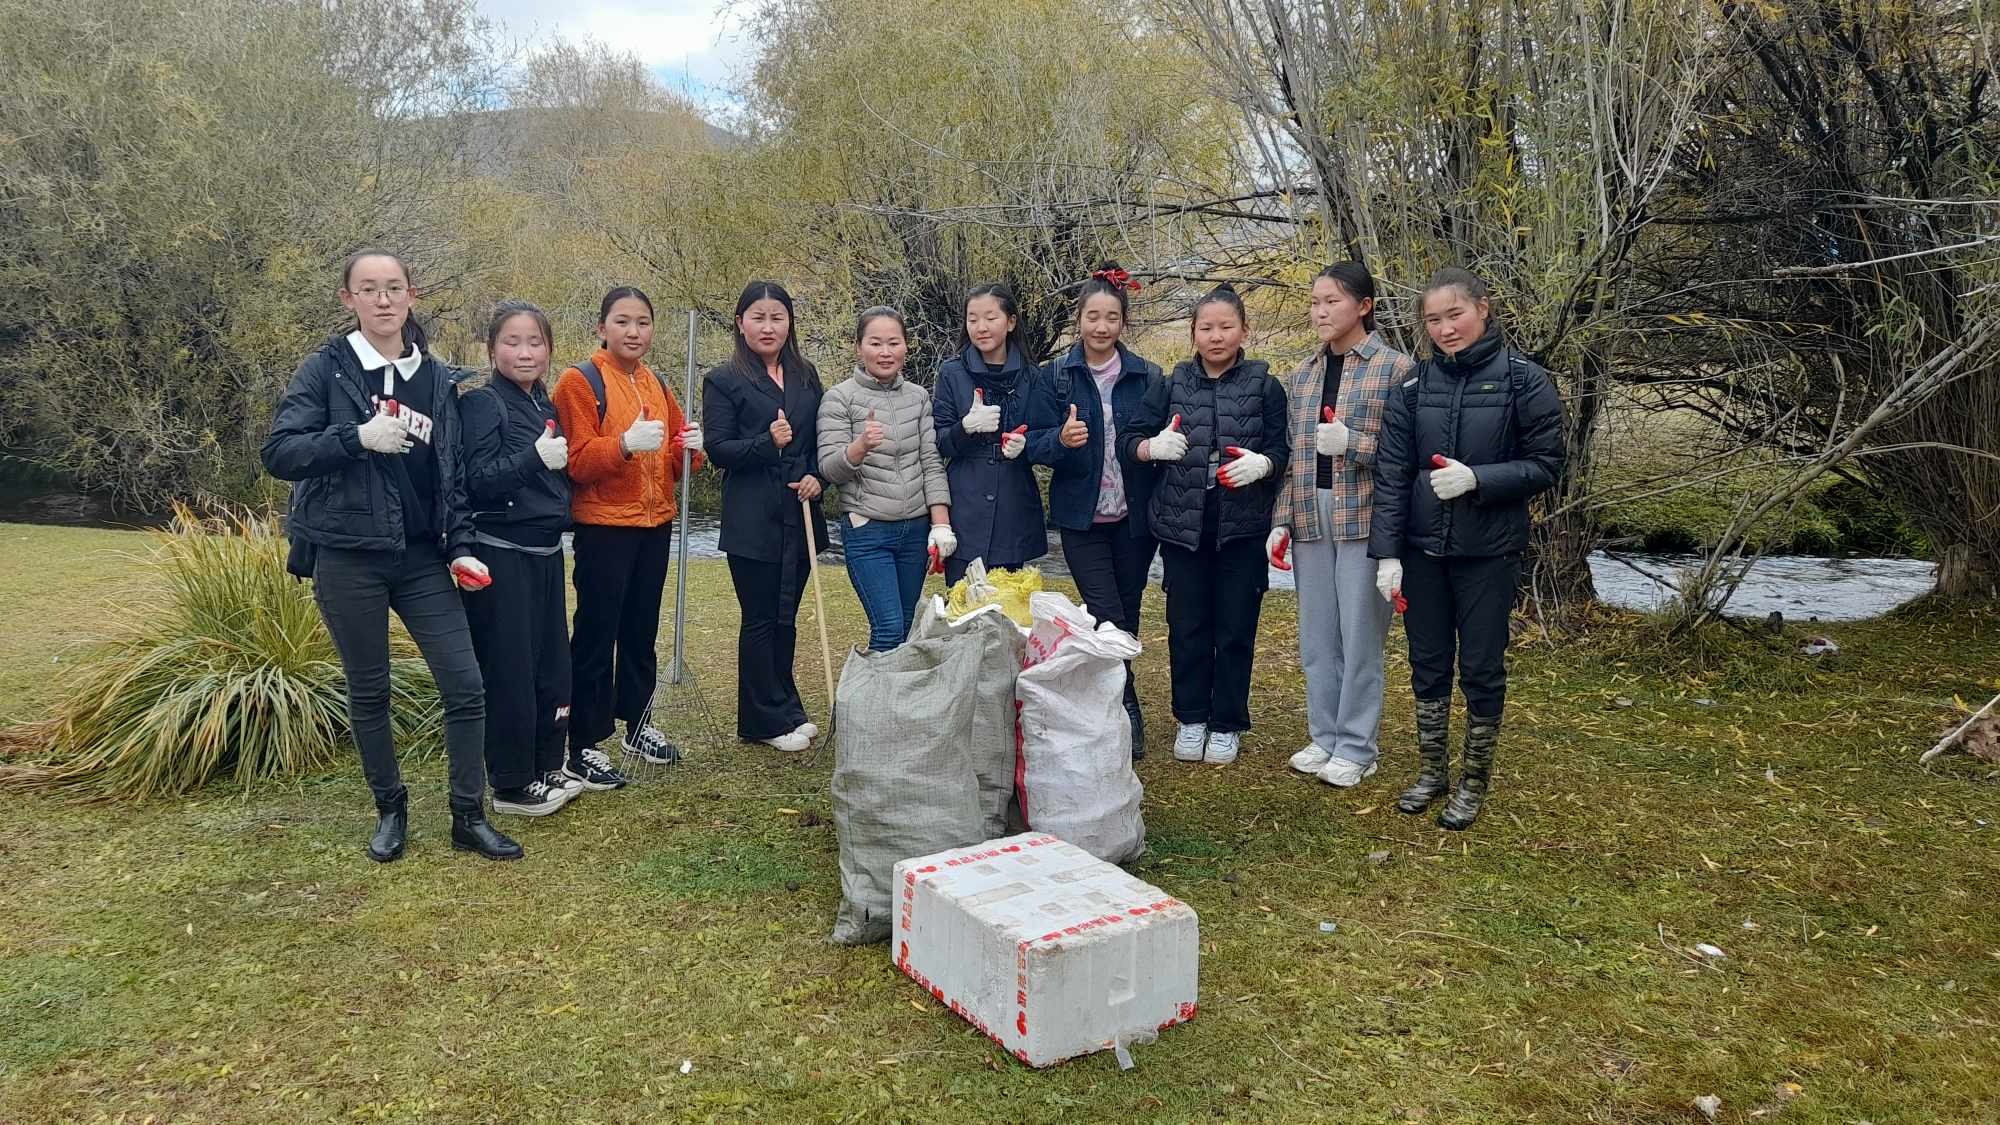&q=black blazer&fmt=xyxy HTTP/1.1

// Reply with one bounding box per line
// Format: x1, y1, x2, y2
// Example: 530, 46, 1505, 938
701, 359, 829, 562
